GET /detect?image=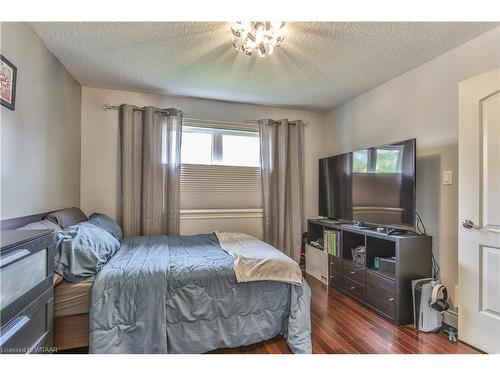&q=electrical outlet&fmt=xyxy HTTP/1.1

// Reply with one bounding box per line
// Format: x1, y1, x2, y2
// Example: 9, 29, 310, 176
443, 170, 453, 185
